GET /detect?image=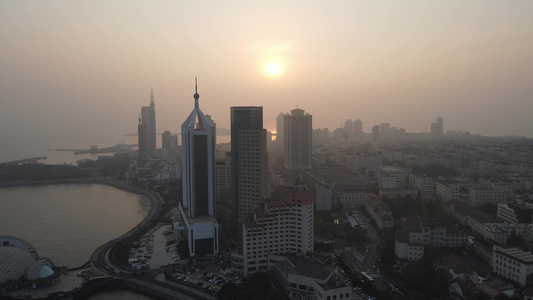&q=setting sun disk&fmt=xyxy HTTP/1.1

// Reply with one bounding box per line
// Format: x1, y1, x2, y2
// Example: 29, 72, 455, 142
266, 62, 282, 76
